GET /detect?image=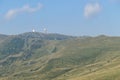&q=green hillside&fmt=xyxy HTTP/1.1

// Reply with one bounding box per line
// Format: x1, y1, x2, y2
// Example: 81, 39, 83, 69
0, 33, 120, 80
